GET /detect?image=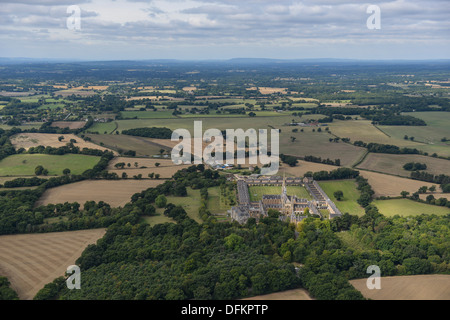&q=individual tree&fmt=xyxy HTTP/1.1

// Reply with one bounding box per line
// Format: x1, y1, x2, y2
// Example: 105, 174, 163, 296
401, 191, 410, 198
35, 165, 44, 176
155, 195, 167, 208
148, 173, 154, 179
155, 173, 160, 179
155, 162, 161, 167
334, 190, 344, 201
429, 185, 436, 193
418, 186, 428, 194
63, 168, 71, 176
58, 136, 64, 142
